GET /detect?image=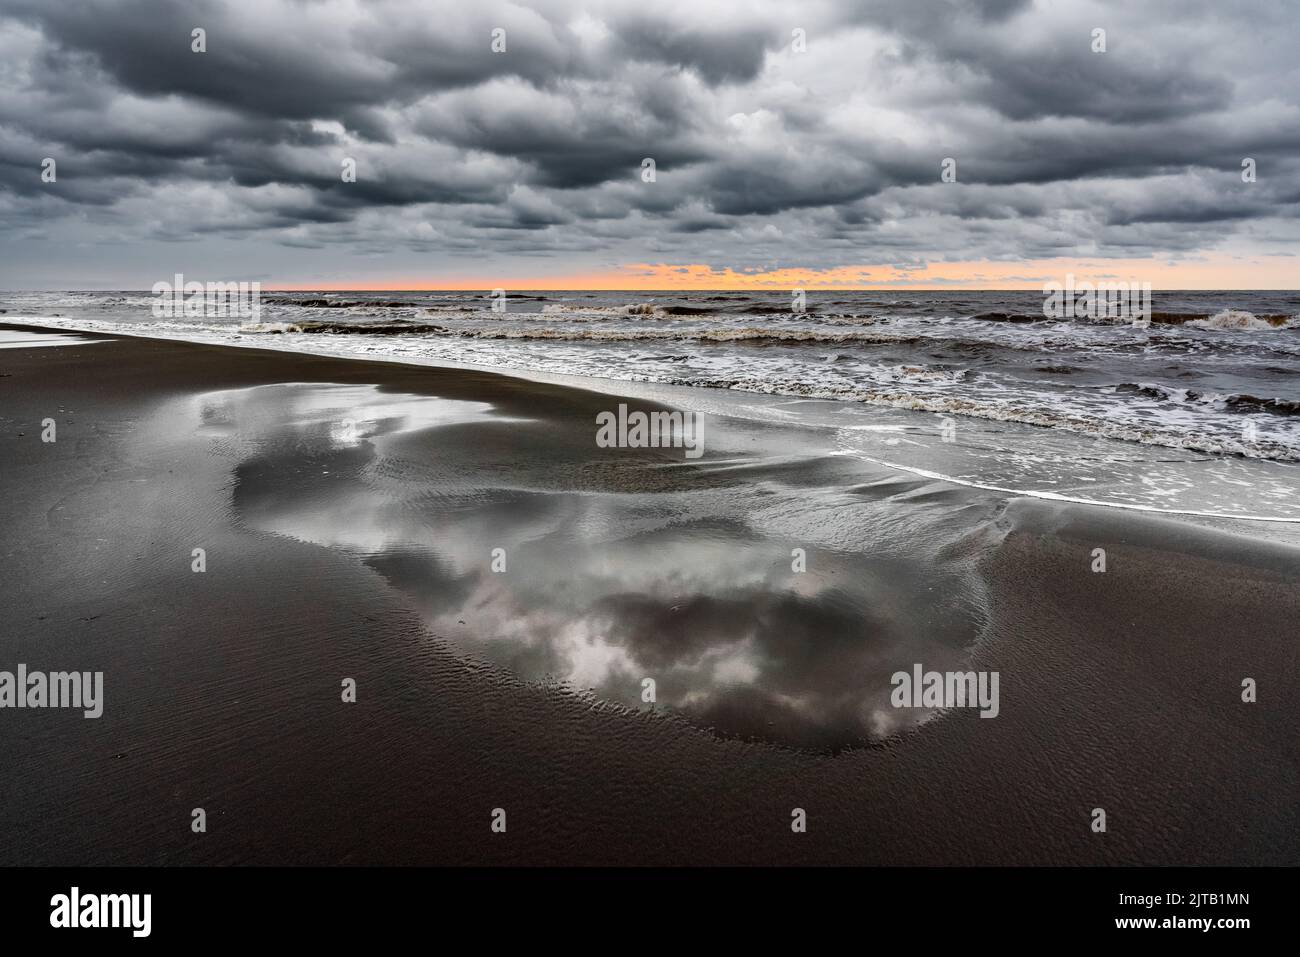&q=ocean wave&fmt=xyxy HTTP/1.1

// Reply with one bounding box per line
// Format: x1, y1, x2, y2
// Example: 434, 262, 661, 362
538, 301, 788, 318
1223, 393, 1300, 416
263, 294, 551, 309
731, 304, 800, 315
912, 308, 1300, 329
1113, 382, 1300, 416
1107, 309, 1295, 329
646, 375, 1300, 461
1114, 382, 1179, 402
252, 298, 1299, 336
541, 302, 720, 318
262, 297, 415, 309
539, 303, 658, 318
233, 318, 1096, 357
969, 311, 1050, 324
1034, 363, 1079, 374
241, 320, 447, 335
451, 325, 916, 344
1185, 309, 1297, 331
1107, 382, 1300, 416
